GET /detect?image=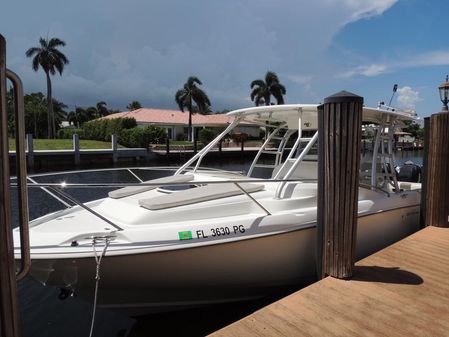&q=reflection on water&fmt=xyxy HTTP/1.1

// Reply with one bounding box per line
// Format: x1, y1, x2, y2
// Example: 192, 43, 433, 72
11, 152, 423, 337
